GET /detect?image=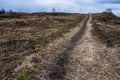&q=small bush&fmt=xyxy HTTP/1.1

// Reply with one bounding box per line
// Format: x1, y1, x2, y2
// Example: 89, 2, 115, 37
34, 44, 42, 52
98, 12, 118, 22
16, 74, 29, 80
